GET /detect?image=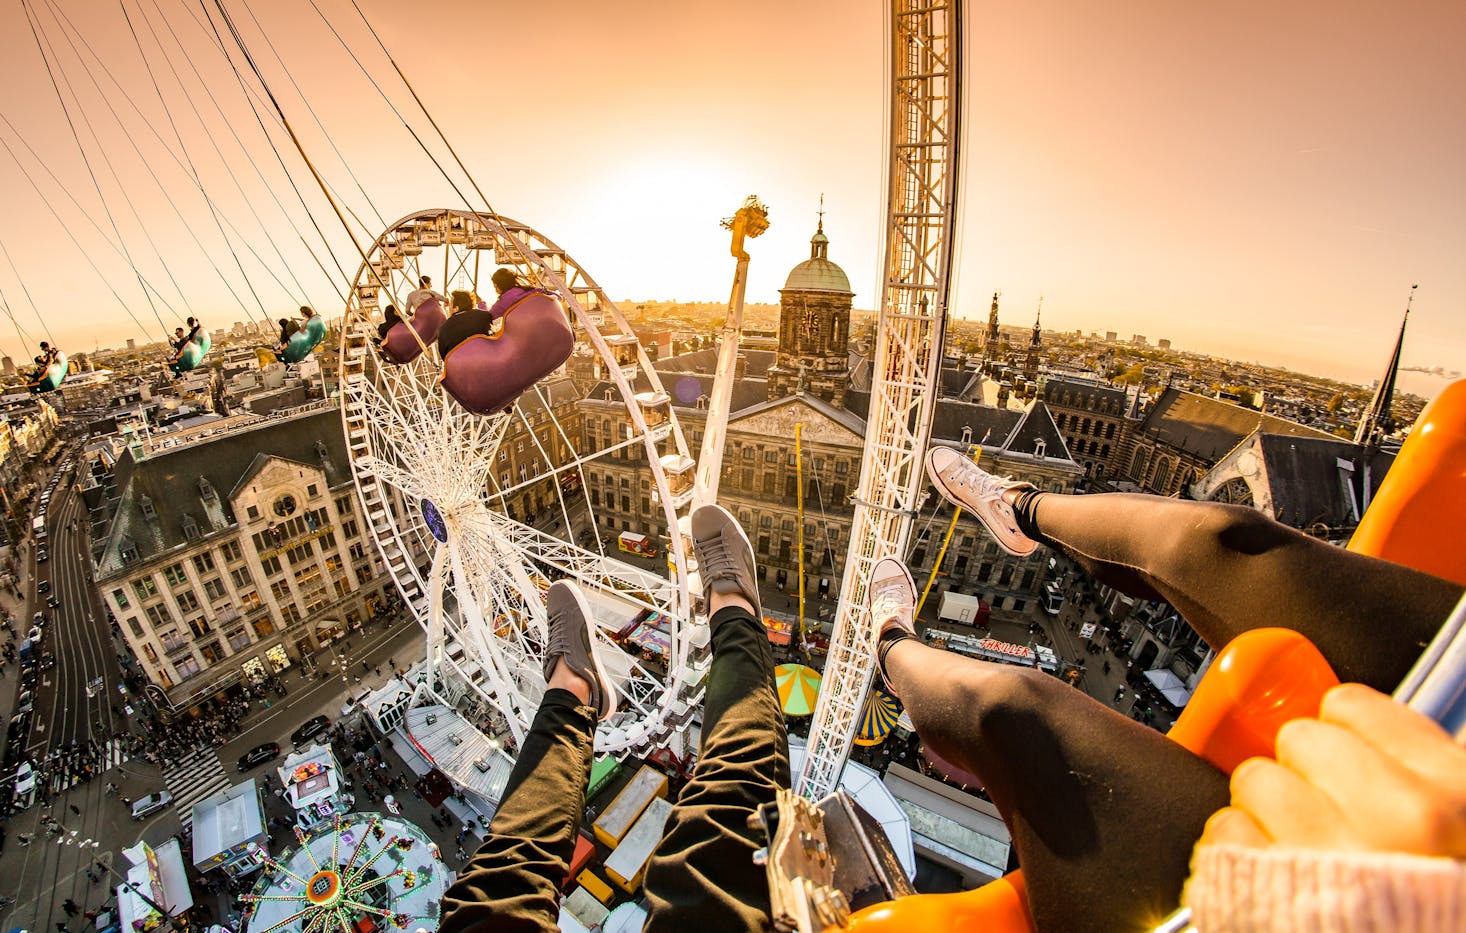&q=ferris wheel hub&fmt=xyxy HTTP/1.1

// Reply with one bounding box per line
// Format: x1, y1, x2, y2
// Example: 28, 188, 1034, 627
420, 498, 448, 543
